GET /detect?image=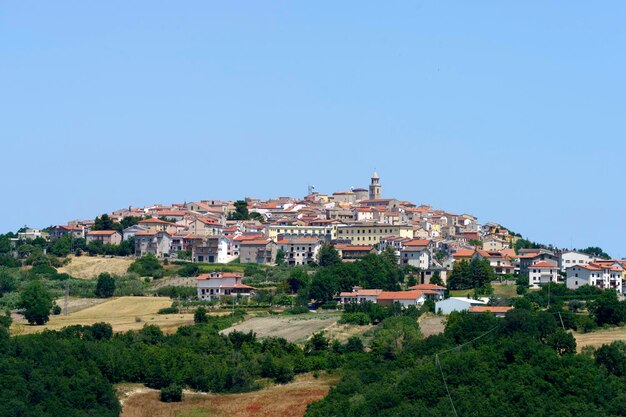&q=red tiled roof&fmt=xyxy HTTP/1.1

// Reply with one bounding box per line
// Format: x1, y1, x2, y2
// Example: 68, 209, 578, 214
531, 261, 558, 268
377, 290, 425, 301
87, 230, 119, 236
409, 284, 446, 291
469, 306, 513, 314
